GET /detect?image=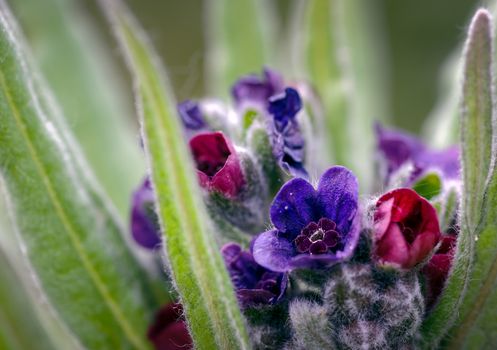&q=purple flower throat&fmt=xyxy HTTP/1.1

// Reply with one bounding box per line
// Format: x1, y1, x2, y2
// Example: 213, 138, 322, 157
294, 218, 342, 255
